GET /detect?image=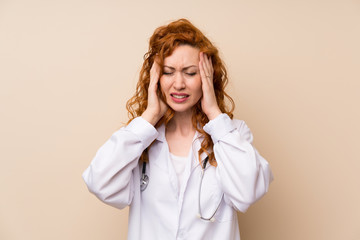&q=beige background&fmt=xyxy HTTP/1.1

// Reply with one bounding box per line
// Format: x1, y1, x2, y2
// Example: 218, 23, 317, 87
1, 0, 359, 239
